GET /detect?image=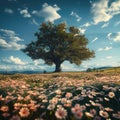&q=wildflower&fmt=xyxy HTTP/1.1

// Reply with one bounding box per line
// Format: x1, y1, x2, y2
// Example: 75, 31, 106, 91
104, 97, 110, 101
108, 92, 115, 98
0, 105, 9, 112
88, 94, 93, 99
105, 107, 113, 112
61, 98, 67, 104
71, 104, 83, 119
85, 103, 91, 107
24, 95, 31, 101
71, 104, 82, 114
29, 104, 37, 111
22, 104, 28, 107
19, 107, 30, 118
74, 111, 83, 119
65, 92, 73, 99
47, 104, 55, 110
90, 109, 96, 116
99, 110, 109, 118
17, 95, 23, 101
42, 99, 48, 103
64, 100, 72, 107
55, 89, 62, 95
80, 105, 86, 111
85, 112, 94, 118
14, 103, 22, 110
55, 107, 67, 119
49, 97, 58, 105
